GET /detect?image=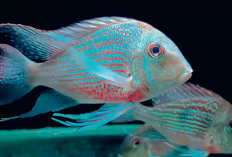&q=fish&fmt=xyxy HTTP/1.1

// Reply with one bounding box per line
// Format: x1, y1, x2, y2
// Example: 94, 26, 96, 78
0, 17, 192, 131
114, 83, 232, 154
118, 124, 209, 157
